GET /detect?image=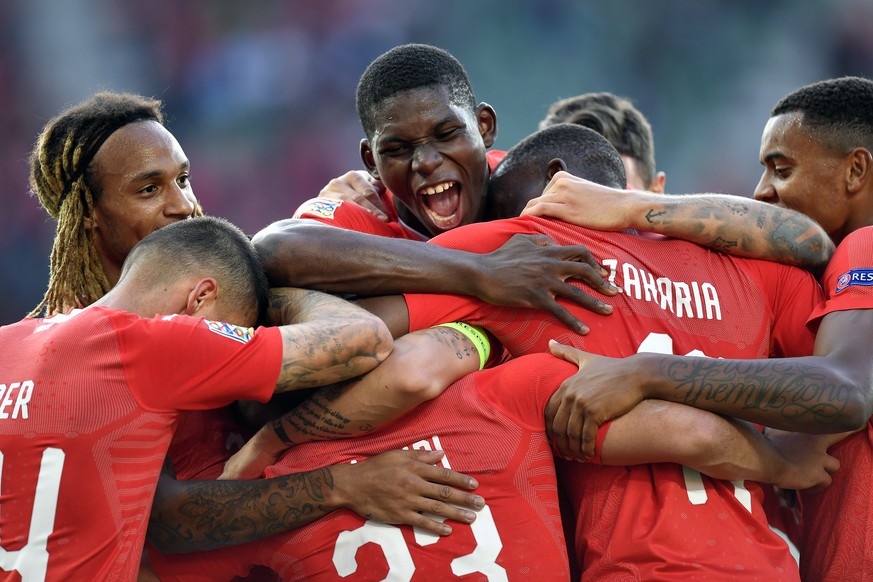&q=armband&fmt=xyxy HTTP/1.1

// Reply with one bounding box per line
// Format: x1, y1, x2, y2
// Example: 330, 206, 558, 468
436, 322, 491, 370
